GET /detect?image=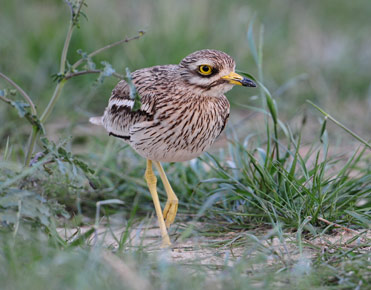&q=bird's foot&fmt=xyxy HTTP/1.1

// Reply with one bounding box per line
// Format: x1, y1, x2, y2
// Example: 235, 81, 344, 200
163, 199, 178, 228
160, 236, 172, 248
